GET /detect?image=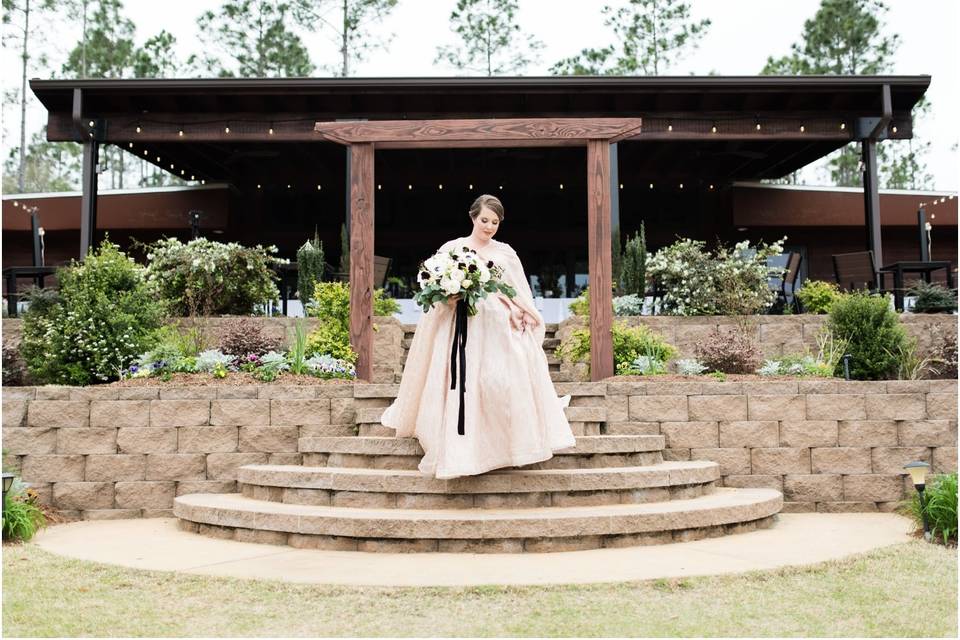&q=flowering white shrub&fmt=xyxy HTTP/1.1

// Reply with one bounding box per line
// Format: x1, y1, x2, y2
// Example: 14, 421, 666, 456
647, 237, 786, 316
144, 237, 287, 316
